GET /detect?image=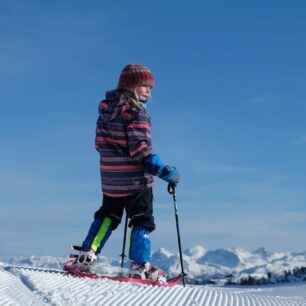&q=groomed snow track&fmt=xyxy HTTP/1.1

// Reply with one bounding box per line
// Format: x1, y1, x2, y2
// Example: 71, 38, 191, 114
1, 265, 306, 306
